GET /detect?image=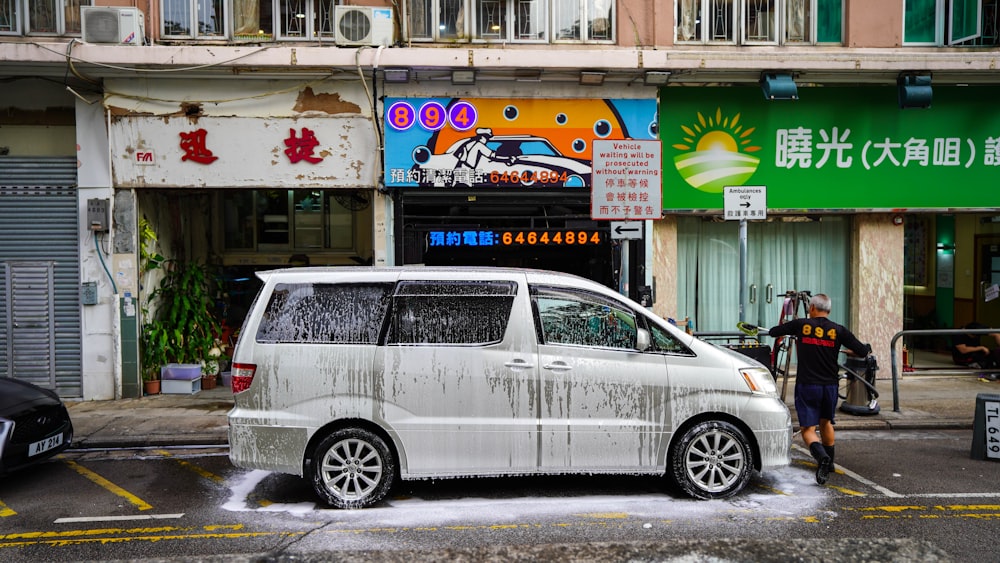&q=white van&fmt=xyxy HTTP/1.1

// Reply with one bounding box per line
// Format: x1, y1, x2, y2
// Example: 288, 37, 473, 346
228, 267, 791, 508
